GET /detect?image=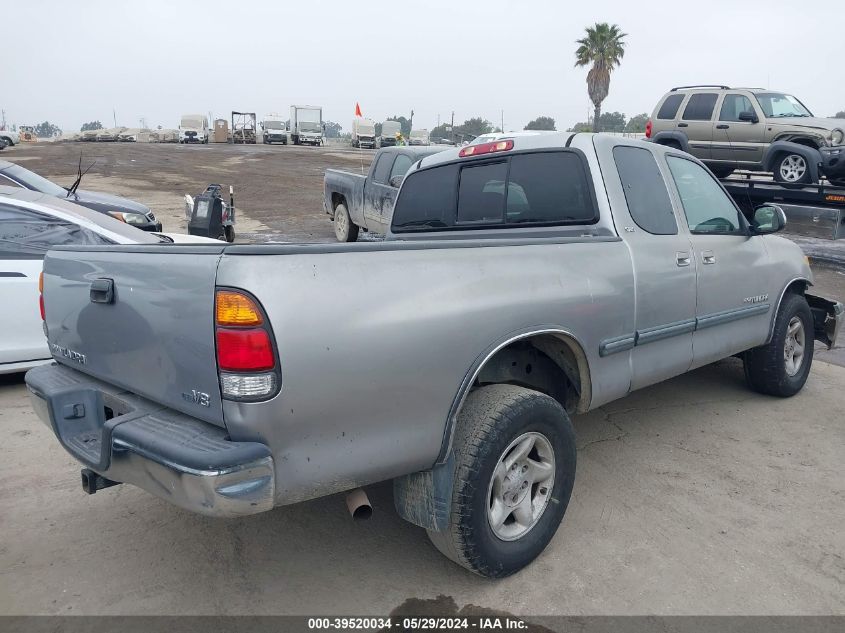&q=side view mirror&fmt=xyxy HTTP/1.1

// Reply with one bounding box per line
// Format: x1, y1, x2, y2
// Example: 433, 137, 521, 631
751, 204, 786, 234
388, 175, 404, 188
738, 111, 758, 123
